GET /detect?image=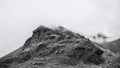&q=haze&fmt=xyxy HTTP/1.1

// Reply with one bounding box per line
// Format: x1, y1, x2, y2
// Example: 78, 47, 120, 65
0, 0, 120, 57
